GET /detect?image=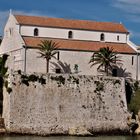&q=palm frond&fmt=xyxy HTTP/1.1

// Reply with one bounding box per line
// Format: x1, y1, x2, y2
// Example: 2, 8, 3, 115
89, 47, 122, 75
37, 40, 59, 73
38, 40, 59, 59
